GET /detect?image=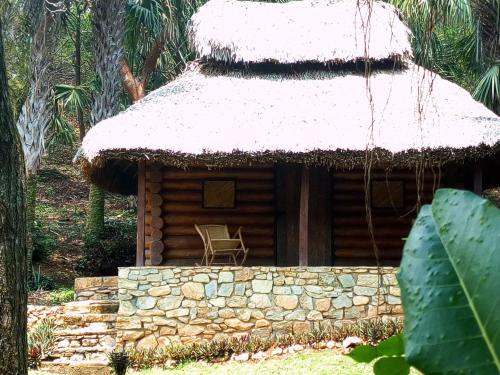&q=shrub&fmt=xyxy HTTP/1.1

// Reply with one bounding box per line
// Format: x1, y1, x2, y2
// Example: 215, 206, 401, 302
77, 218, 135, 276
127, 318, 403, 369
32, 222, 57, 262
29, 267, 55, 292
49, 287, 75, 304
28, 318, 56, 366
